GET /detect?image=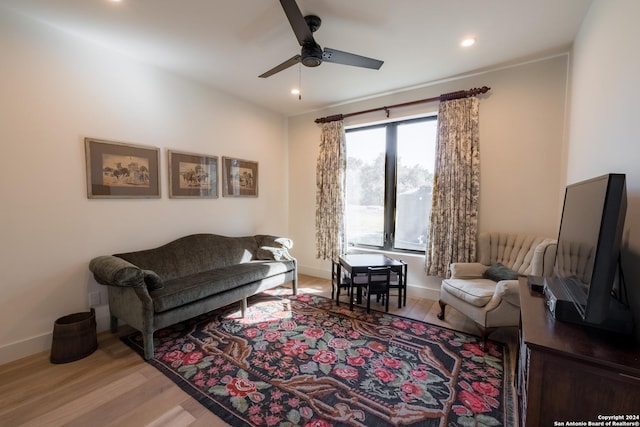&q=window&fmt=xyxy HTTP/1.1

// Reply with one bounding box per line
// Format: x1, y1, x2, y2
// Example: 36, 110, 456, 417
345, 116, 437, 252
